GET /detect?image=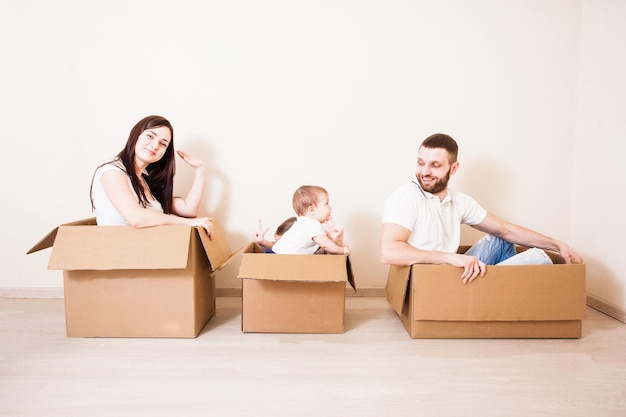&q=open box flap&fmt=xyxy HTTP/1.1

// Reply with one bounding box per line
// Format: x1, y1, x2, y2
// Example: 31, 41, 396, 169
238, 252, 350, 283
27, 218, 97, 254
385, 265, 411, 315
47, 225, 192, 270
345, 256, 356, 291
209, 241, 254, 273
195, 221, 237, 272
